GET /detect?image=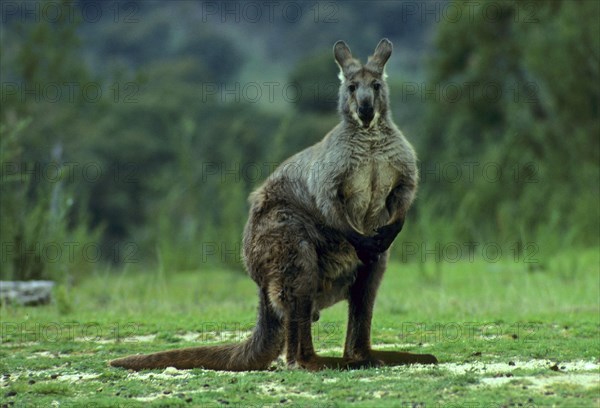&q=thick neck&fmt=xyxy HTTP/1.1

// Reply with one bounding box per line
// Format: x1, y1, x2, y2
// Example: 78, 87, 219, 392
339, 109, 393, 134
